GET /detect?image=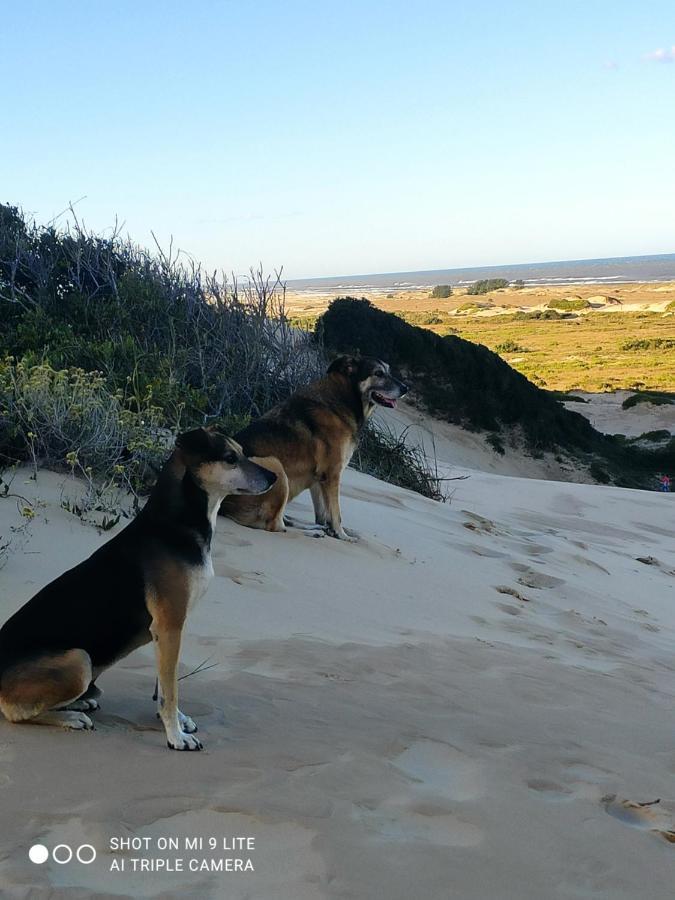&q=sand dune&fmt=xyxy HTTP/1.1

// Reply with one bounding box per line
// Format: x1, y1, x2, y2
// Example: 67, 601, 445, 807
1, 449, 674, 898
